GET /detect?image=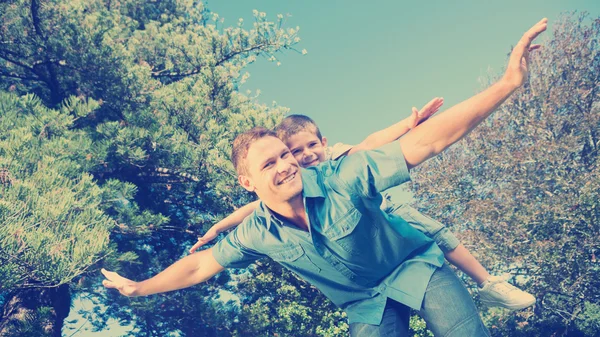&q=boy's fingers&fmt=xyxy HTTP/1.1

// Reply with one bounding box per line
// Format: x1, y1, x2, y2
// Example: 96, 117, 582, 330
189, 241, 204, 253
